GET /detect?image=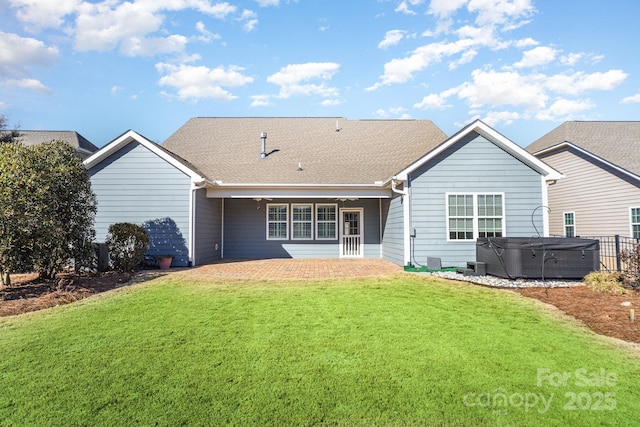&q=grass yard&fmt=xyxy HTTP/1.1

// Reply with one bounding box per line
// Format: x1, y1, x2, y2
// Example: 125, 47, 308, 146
1, 274, 639, 426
